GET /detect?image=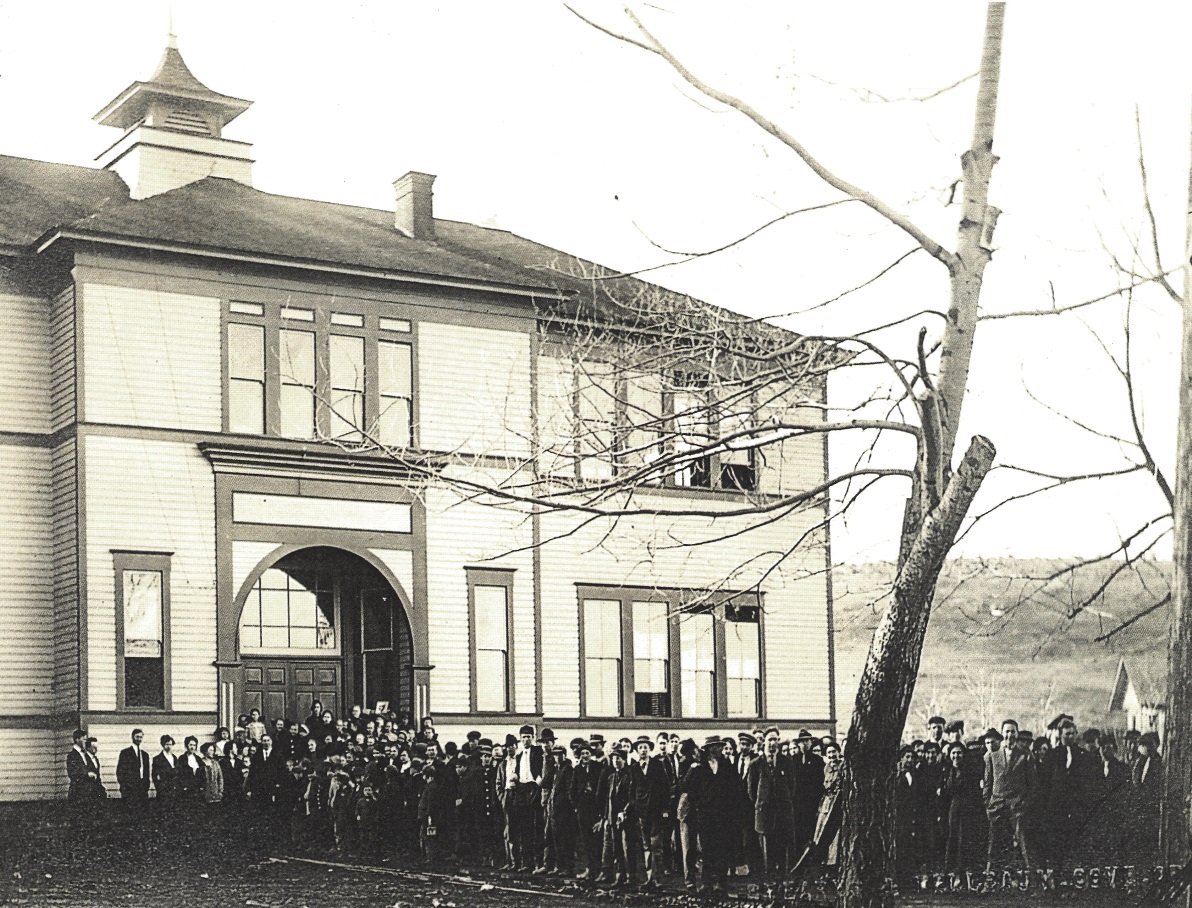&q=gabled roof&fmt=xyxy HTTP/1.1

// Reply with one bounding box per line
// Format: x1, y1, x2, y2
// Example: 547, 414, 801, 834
1109, 654, 1167, 711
